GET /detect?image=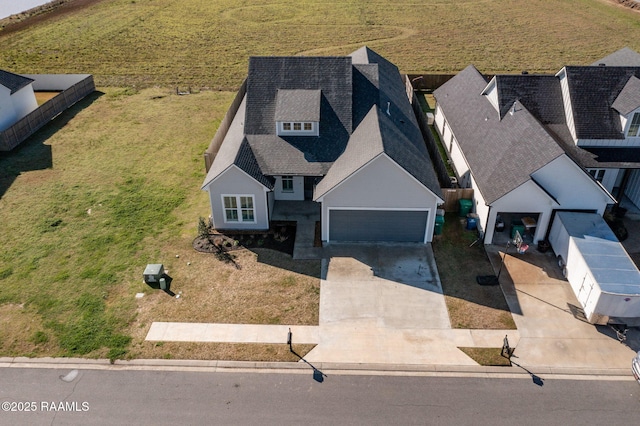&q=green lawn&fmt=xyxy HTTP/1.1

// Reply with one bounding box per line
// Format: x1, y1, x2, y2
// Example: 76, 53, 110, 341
0, 88, 233, 359
1, 0, 639, 88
